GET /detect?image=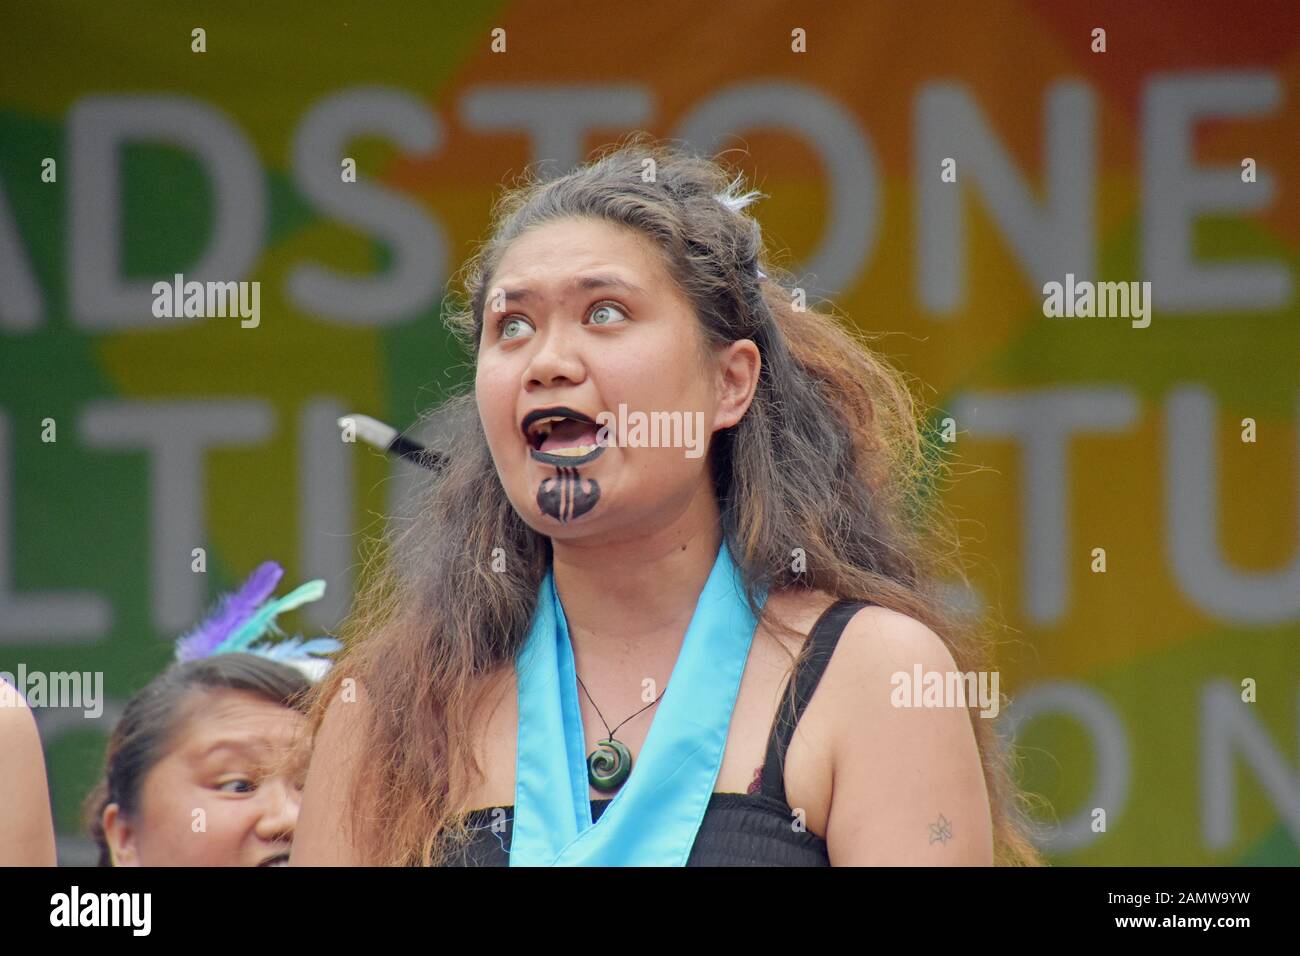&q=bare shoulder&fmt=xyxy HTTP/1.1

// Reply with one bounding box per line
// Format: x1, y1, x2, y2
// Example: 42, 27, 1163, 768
816, 605, 994, 865
0, 685, 43, 761
0, 686, 45, 769
0, 685, 58, 866
820, 603, 973, 751
761, 591, 959, 680
0, 683, 36, 727
806, 603, 969, 766
832, 604, 962, 681
291, 680, 373, 866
